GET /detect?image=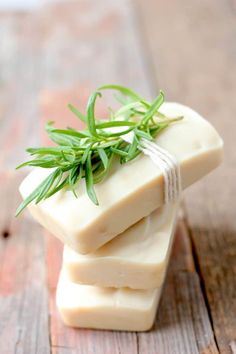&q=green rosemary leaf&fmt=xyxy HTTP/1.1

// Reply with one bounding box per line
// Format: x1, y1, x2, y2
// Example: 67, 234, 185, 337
45, 169, 64, 197
142, 91, 165, 125
81, 145, 91, 165
52, 128, 90, 139
99, 84, 149, 107
95, 140, 120, 149
156, 111, 168, 119
97, 148, 108, 169
124, 149, 141, 163
68, 165, 82, 197
135, 129, 153, 141
114, 101, 144, 118
87, 91, 101, 137
36, 168, 61, 203
85, 152, 98, 205
95, 121, 135, 129
26, 147, 71, 156
44, 174, 69, 199
95, 119, 136, 138
77, 165, 83, 185
16, 158, 59, 169
46, 122, 86, 145
93, 152, 114, 184
68, 103, 87, 123
110, 147, 129, 157
15, 170, 58, 216
47, 131, 77, 146
160, 116, 184, 124
125, 136, 139, 162
149, 123, 168, 137
69, 166, 79, 185
98, 126, 135, 138
61, 150, 75, 163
